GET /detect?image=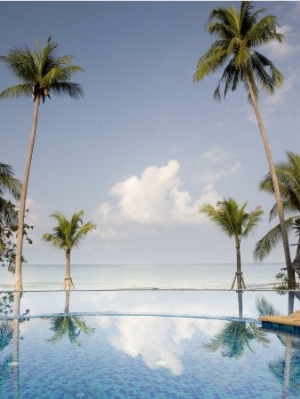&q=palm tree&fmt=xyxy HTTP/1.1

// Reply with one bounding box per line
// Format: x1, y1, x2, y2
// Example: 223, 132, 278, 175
0, 163, 21, 255
42, 211, 96, 290
254, 152, 300, 274
200, 198, 263, 289
0, 37, 84, 291
193, 1, 294, 287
